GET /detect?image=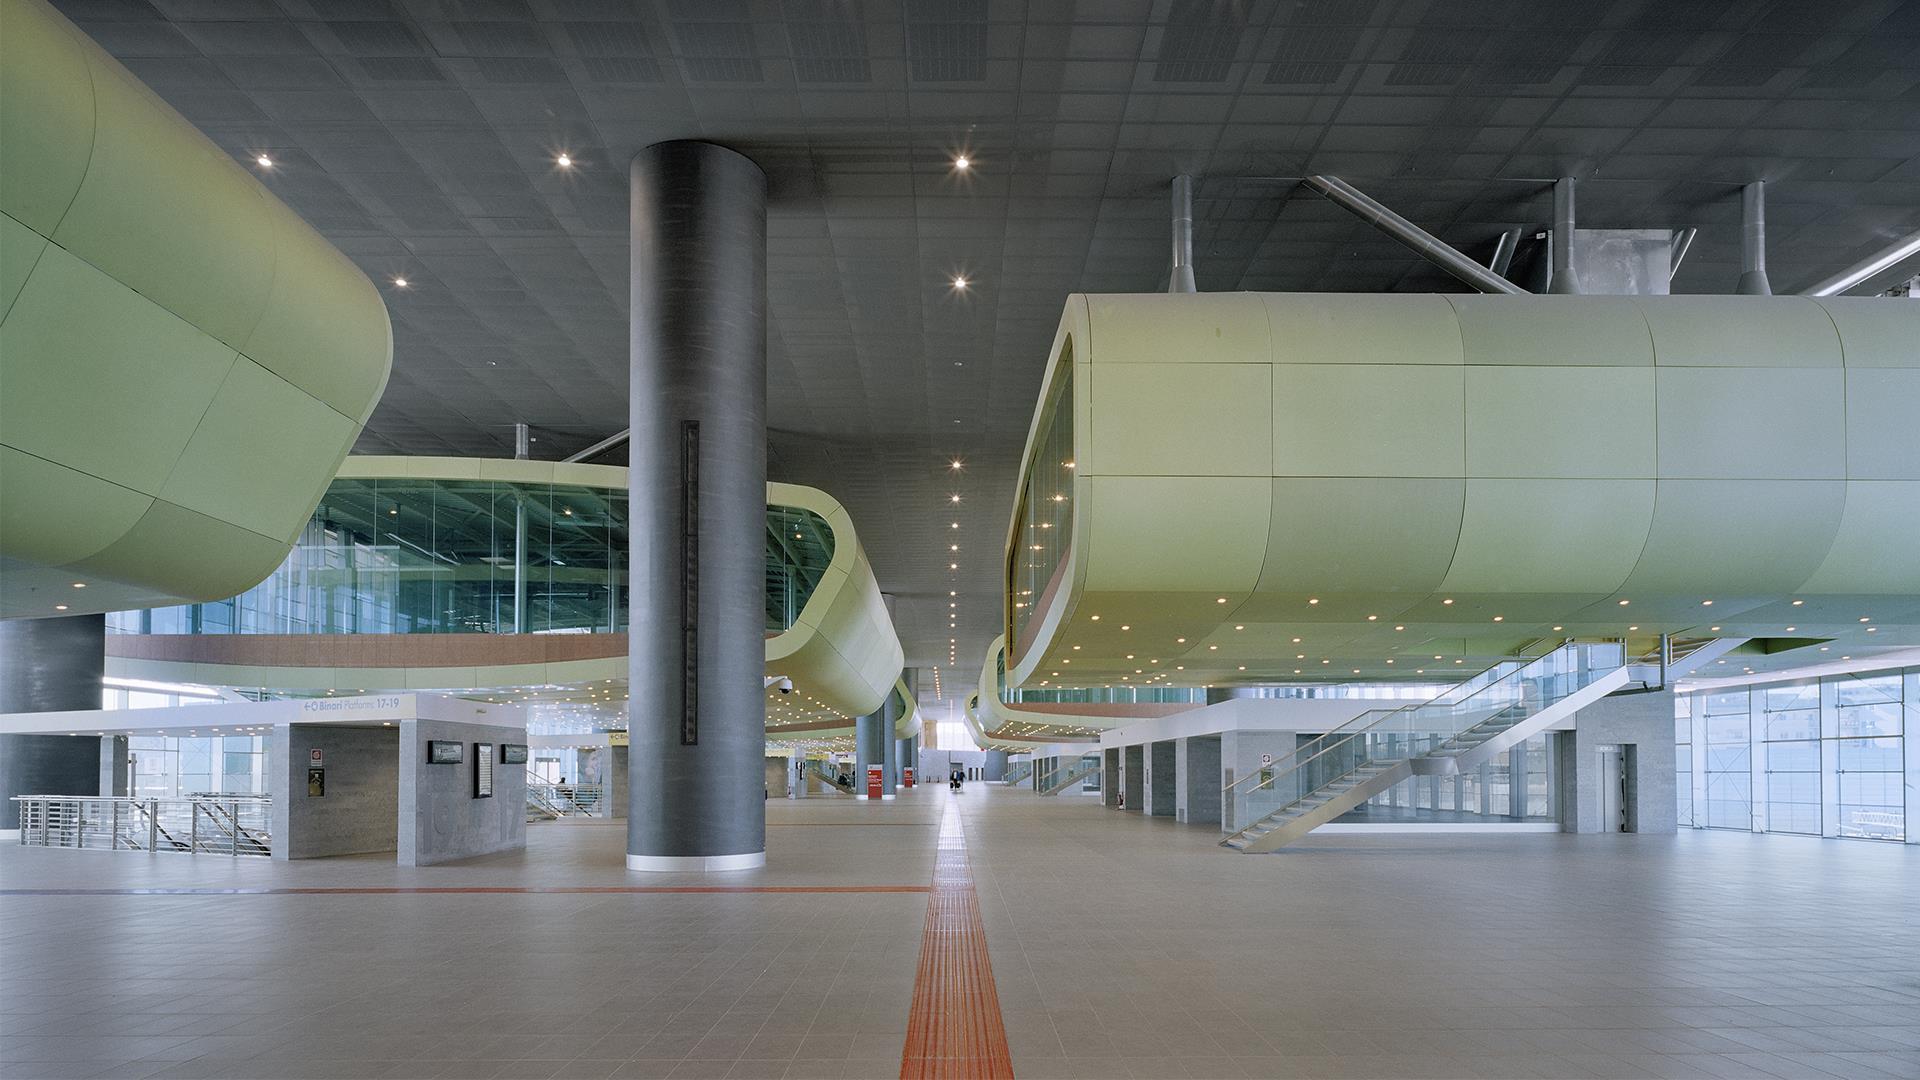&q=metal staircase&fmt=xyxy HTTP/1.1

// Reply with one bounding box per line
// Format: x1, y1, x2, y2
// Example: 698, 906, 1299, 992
804, 759, 855, 795
1039, 755, 1101, 796
1221, 638, 1744, 853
